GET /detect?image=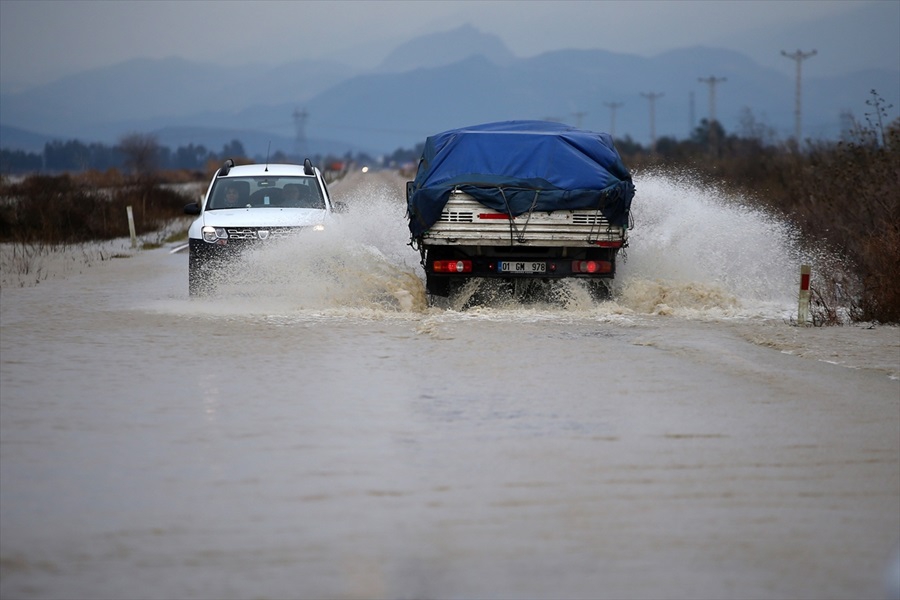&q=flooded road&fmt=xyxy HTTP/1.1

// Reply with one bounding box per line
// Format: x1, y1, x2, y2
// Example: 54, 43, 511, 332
1, 170, 898, 600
